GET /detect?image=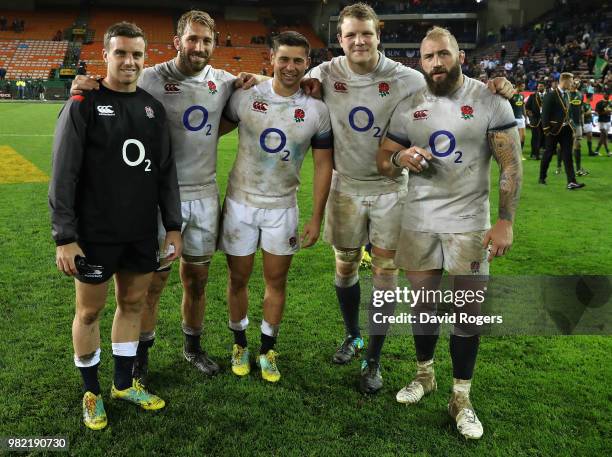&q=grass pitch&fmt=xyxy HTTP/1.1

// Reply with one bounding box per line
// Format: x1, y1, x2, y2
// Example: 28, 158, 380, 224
0, 102, 610, 456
